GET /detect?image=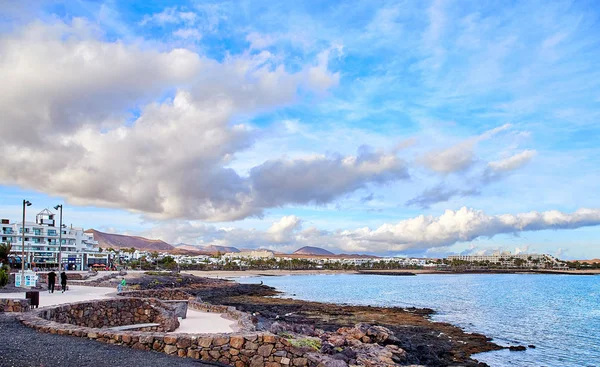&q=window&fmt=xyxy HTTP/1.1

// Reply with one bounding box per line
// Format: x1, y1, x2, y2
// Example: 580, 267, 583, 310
48, 230, 57, 236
